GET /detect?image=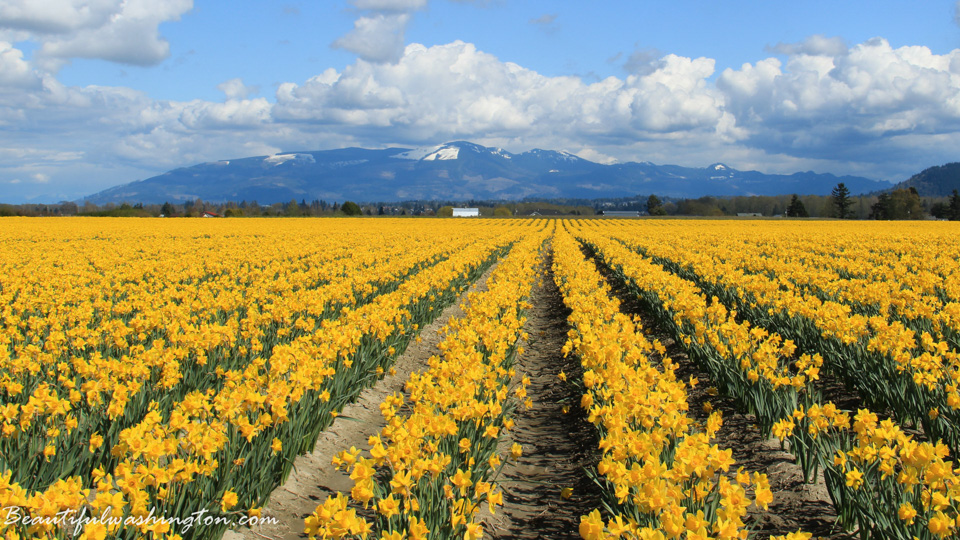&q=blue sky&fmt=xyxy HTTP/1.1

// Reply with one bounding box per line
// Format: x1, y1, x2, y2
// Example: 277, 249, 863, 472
2, 0, 960, 202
